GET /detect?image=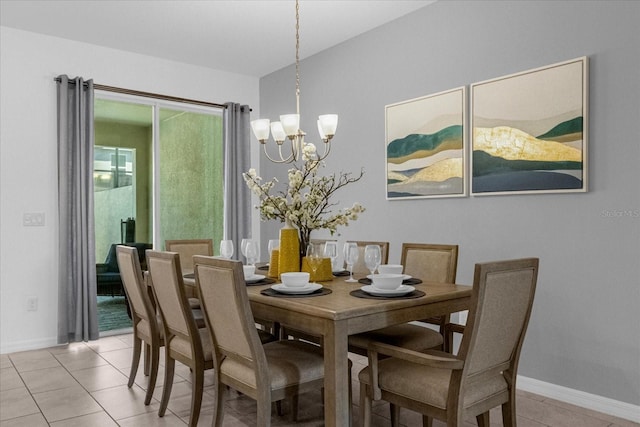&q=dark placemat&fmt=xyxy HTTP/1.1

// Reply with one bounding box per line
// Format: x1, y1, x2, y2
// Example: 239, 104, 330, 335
257, 264, 269, 271
358, 277, 423, 286
246, 277, 276, 286
333, 270, 351, 277
260, 288, 332, 298
349, 289, 425, 300
183, 273, 195, 279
